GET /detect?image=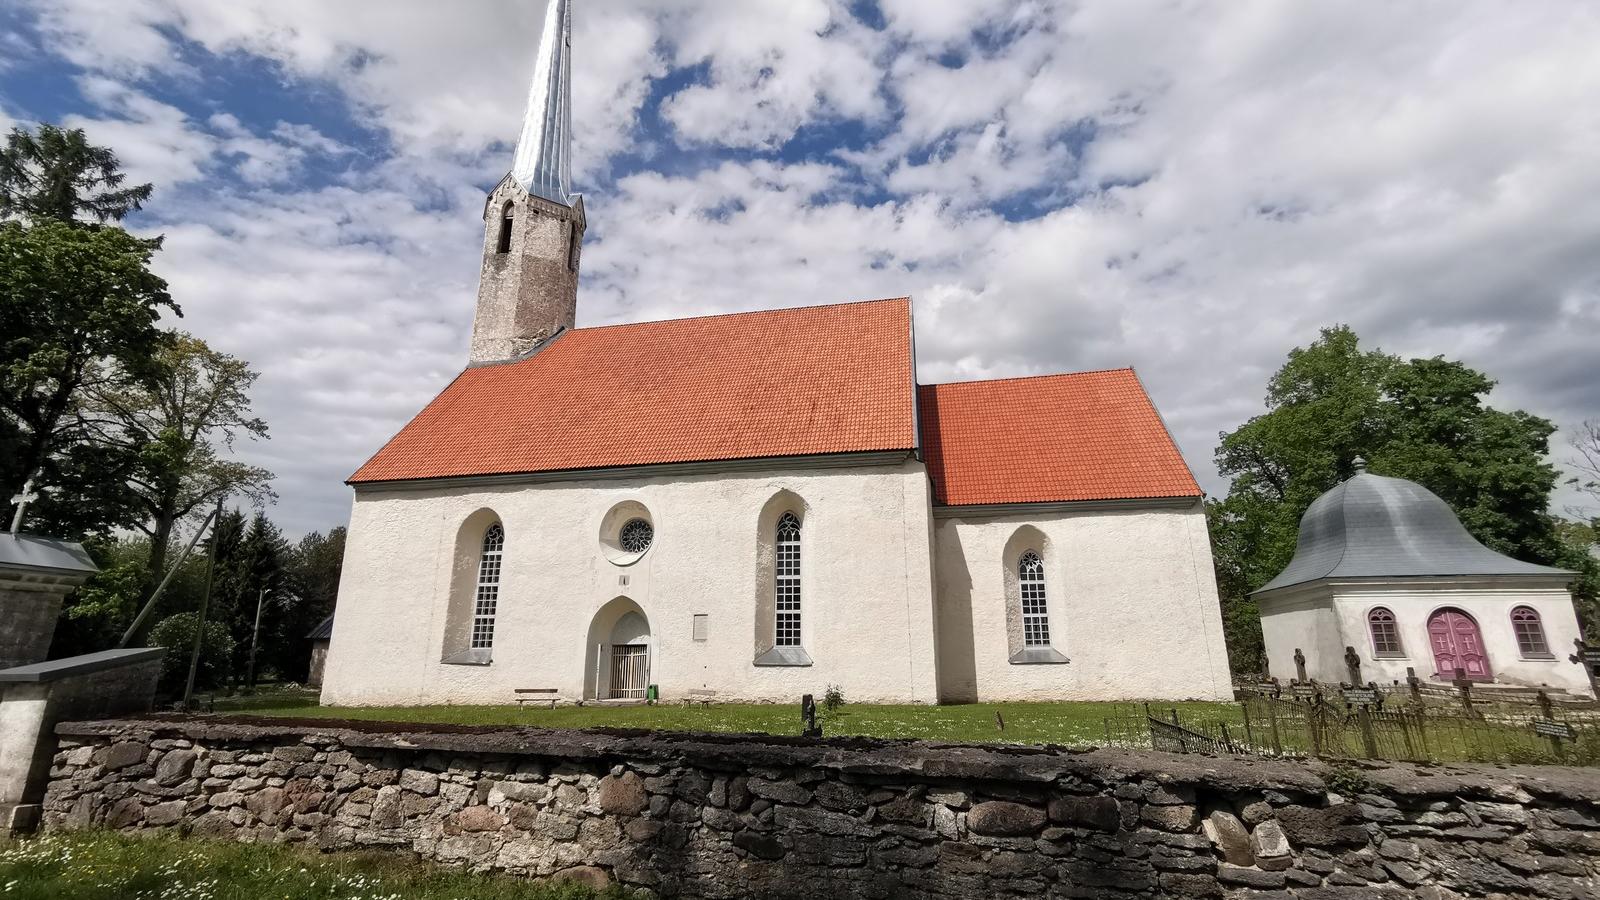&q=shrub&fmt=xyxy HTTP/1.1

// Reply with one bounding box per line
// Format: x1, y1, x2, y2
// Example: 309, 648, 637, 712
822, 684, 845, 712
148, 612, 235, 692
